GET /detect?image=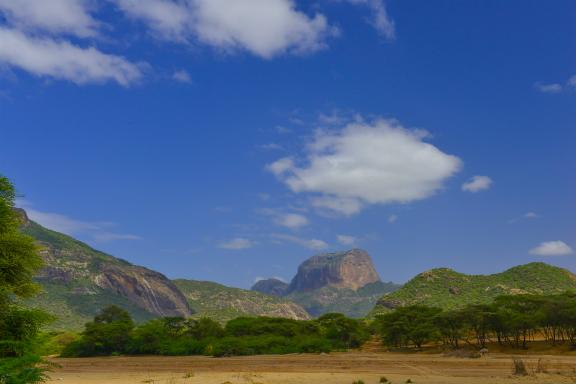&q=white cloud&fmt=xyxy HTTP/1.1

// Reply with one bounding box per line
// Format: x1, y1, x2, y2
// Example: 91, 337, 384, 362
337, 234, 356, 245
529, 241, 574, 257
0, 0, 99, 37
268, 118, 462, 215
534, 83, 563, 94
345, 0, 395, 39
219, 237, 254, 250
388, 214, 398, 223
259, 143, 284, 151
275, 213, 309, 229
21, 206, 141, 243
271, 233, 328, 250
172, 69, 192, 83
462, 175, 492, 193
115, 0, 334, 58
0, 27, 143, 85
509, 212, 540, 224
